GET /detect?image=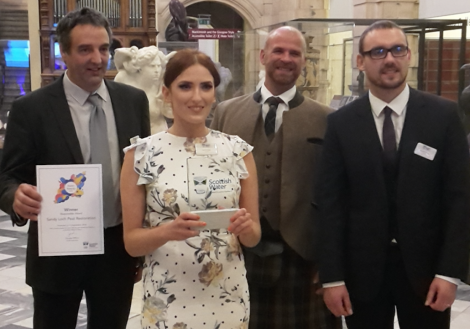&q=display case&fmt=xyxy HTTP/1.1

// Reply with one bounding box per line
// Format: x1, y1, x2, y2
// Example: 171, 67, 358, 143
229, 18, 469, 111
